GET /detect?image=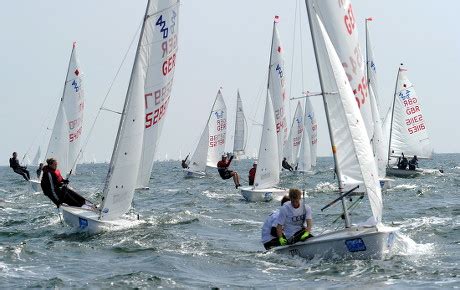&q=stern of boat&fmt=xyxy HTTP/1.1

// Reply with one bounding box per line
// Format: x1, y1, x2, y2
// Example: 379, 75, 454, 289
60, 205, 107, 234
